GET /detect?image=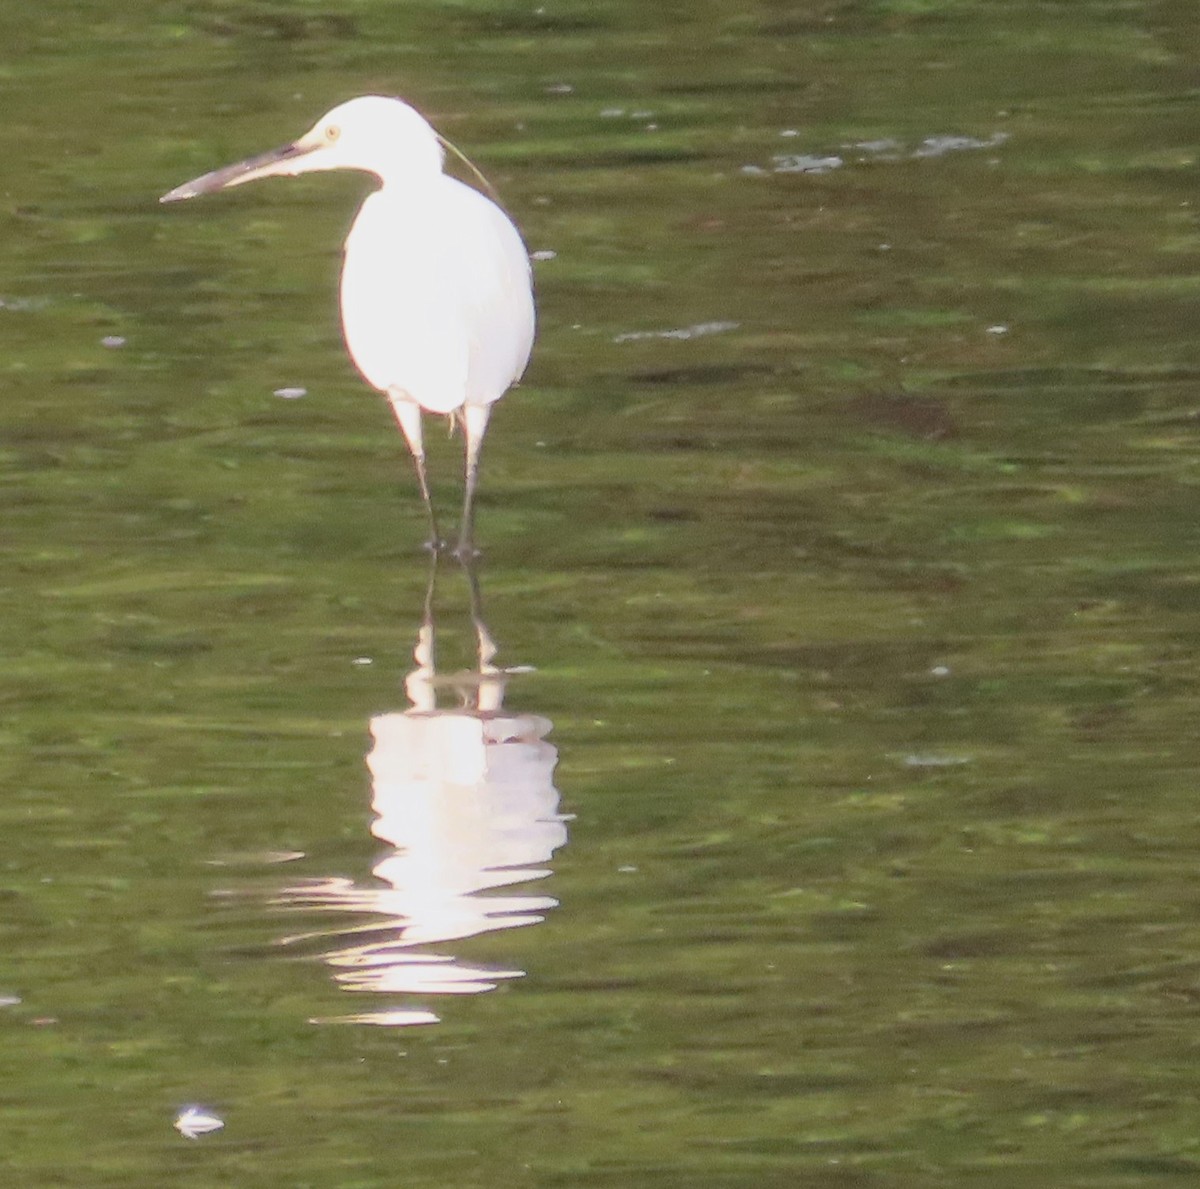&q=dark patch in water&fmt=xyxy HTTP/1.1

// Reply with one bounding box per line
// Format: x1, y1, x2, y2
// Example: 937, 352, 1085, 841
846, 392, 958, 440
